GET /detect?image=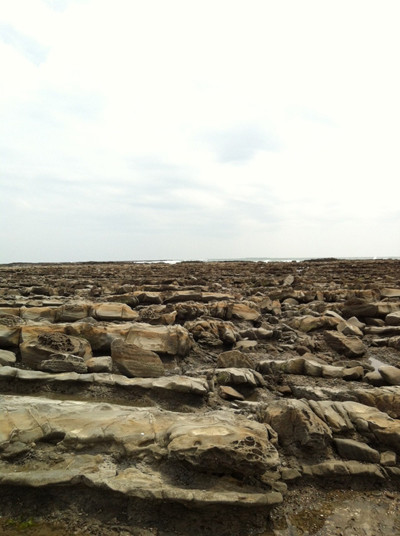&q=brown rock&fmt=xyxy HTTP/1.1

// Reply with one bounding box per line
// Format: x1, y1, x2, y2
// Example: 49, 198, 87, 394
217, 350, 255, 369
111, 338, 164, 378
324, 331, 366, 357
379, 365, 400, 386
219, 385, 245, 400
126, 323, 192, 356
20, 332, 92, 370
